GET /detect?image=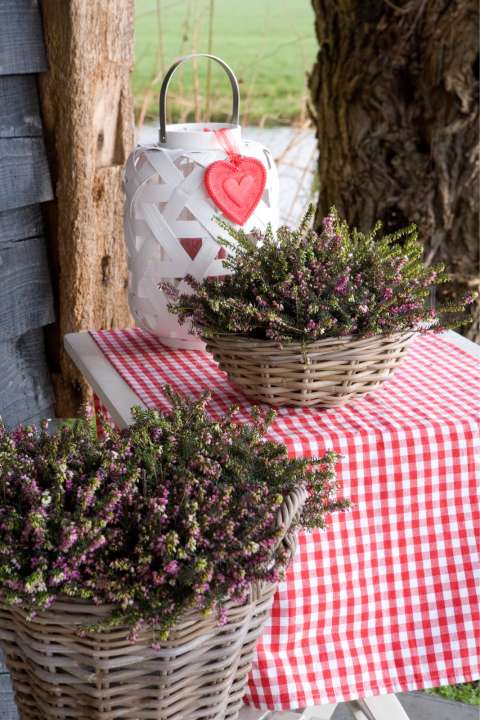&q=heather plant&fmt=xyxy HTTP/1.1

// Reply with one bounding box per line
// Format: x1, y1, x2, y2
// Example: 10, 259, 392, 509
0, 389, 346, 641
163, 207, 475, 343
